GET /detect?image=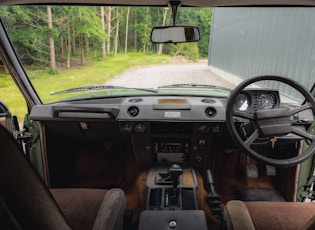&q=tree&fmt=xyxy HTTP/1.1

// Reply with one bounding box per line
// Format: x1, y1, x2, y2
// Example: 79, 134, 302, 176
114, 8, 119, 55
124, 7, 130, 53
47, 6, 56, 70
0, 5, 212, 70
158, 7, 169, 55
100, 6, 106, 58
177, 7, 212, 57
106, 6, 112, 55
